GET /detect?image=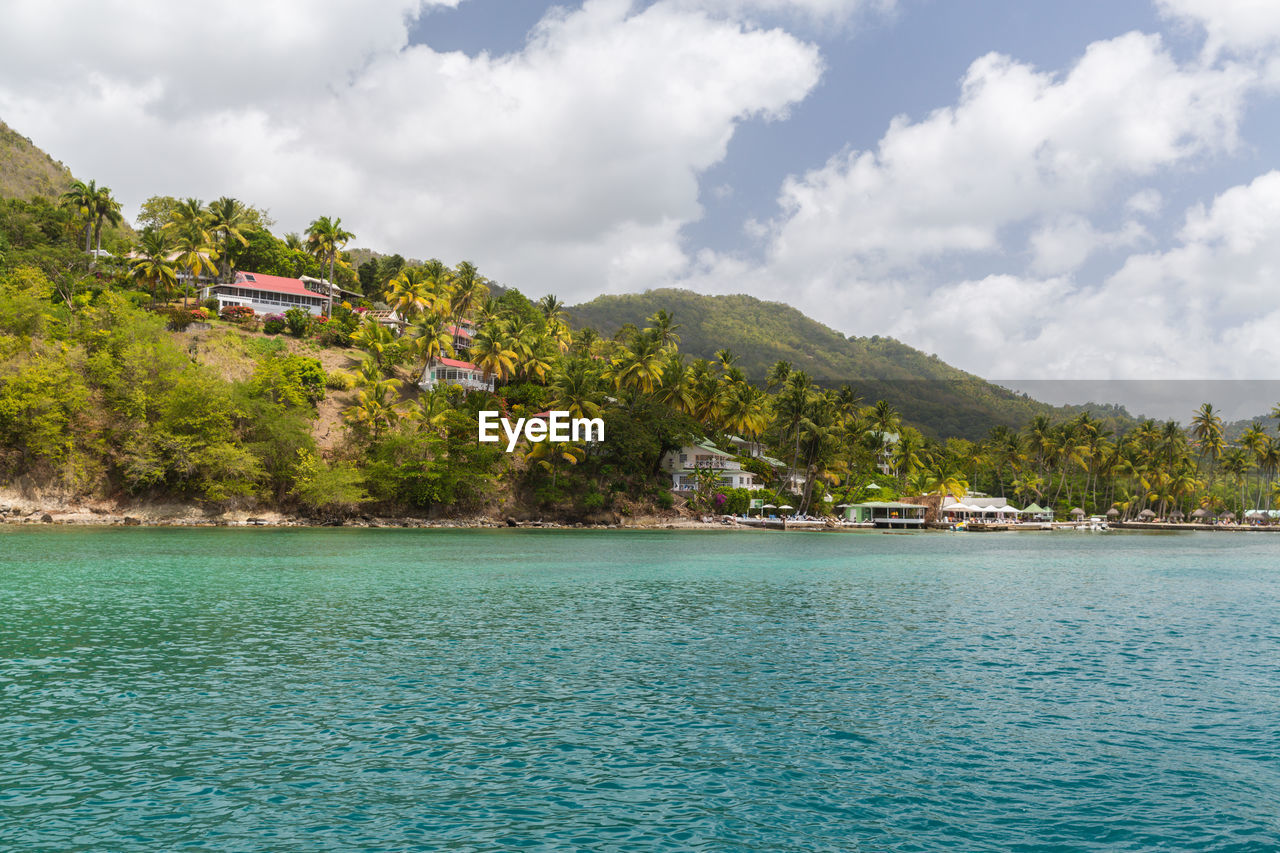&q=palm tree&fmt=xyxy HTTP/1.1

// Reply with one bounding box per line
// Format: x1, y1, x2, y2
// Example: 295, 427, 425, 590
60, 179, 97, 253
1191, 402, 1224, 487
647, 309, 681, 347
350, 319, 398, 372
205, 197, 252, 281
386, 267, 438, 321
400, 387, 452, 434
654, 352, 694, 415
407, 316, 455, 377
538, 294, 567, 324
722, 383, 769, 445
449, 261, 488, 328
469, 325, 517, 383
526, 439, 586, 490
305, 215, 354, 316
343, 385, 398, 438
89, 183, 122, 260
550, 361, 605, 421
689, 360, 726, 424
766, 360, 792, 390
170, 222, 217, 308
130, 227, 178, 307
775, 371, 814, 487
1221, 446, 1252, 515
610, 331, 665, 395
